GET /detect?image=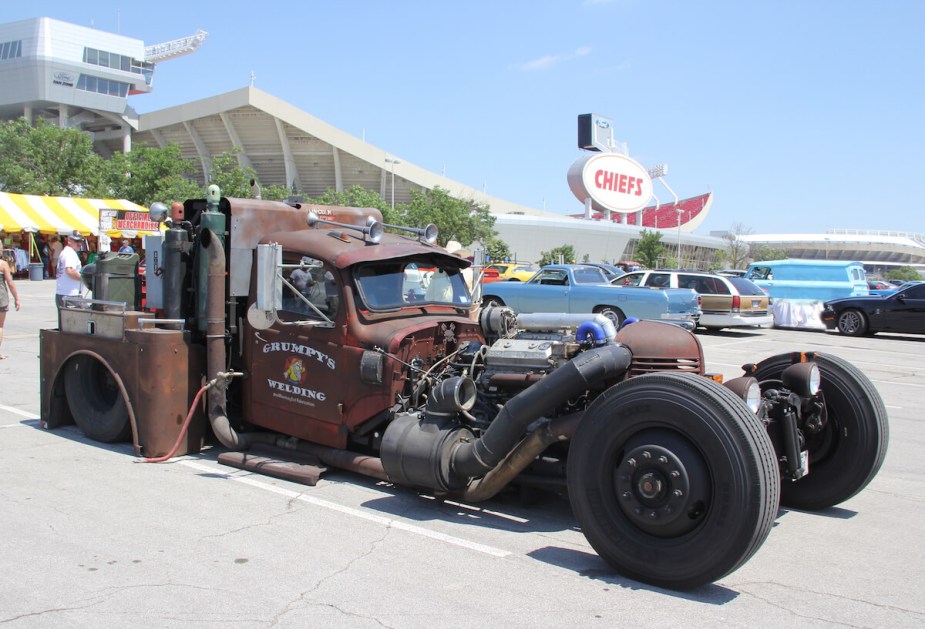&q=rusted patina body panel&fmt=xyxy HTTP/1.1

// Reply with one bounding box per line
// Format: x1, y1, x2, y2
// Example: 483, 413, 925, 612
40, 326, 206, 457
240, 260, 480, 449
615, 319, 705, 376
236, 201, 478, 449
222, 198, 387, 297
